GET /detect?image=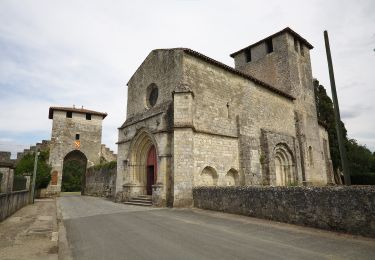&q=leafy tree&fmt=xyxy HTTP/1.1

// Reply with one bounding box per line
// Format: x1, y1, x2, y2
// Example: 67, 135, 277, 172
314, 80, 347, 171
314, 80, 375, 184
15, 149, 51, 189
61, 160, 85, 192
346, 139, 374, 175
